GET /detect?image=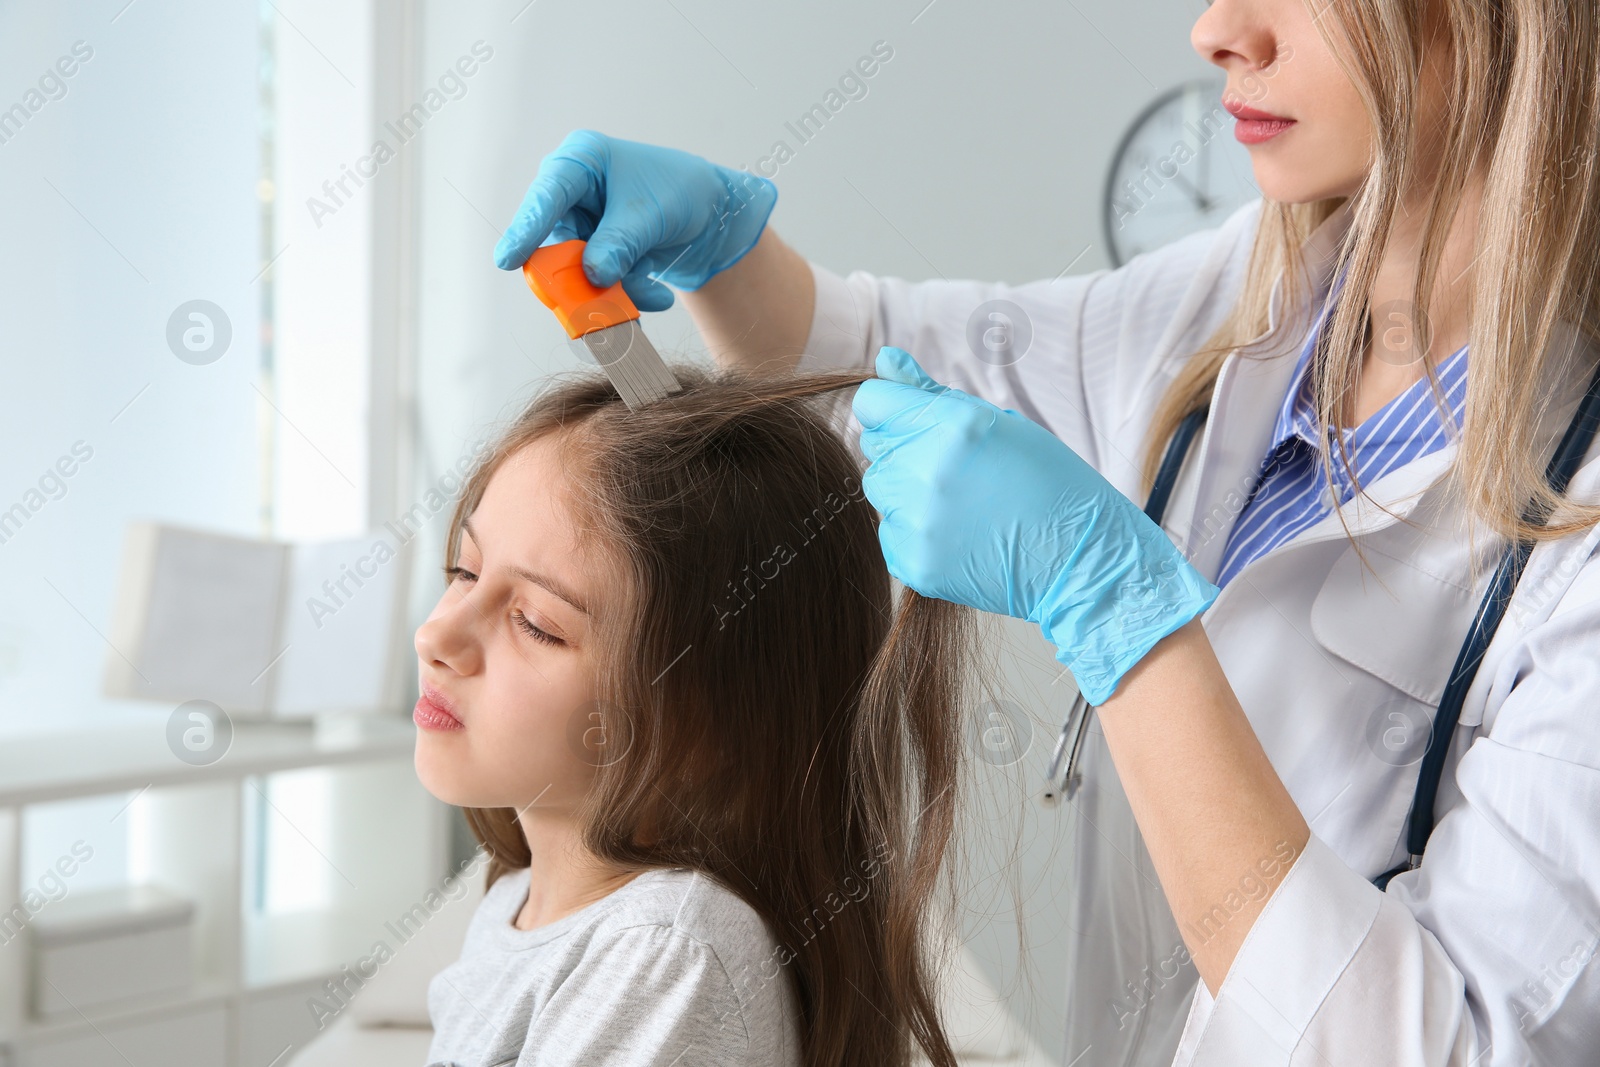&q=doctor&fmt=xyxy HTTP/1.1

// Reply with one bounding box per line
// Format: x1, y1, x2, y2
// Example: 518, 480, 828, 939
493, 0, 1600, 1063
